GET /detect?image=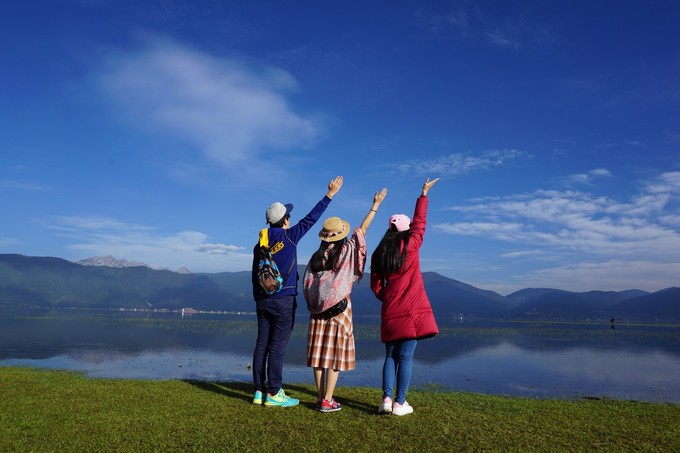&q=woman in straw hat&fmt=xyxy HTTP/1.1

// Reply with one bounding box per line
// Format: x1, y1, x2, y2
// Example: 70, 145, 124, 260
303, 187, 388, 412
